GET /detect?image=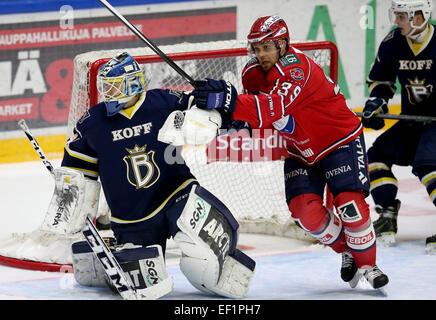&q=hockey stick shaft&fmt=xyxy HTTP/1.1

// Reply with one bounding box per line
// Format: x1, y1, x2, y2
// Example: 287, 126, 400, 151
97, 0, 196, 86
354, 112, 436, 122
17, 119, 55, 176
82, 216, 140, 300
17, 119, 141, 300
